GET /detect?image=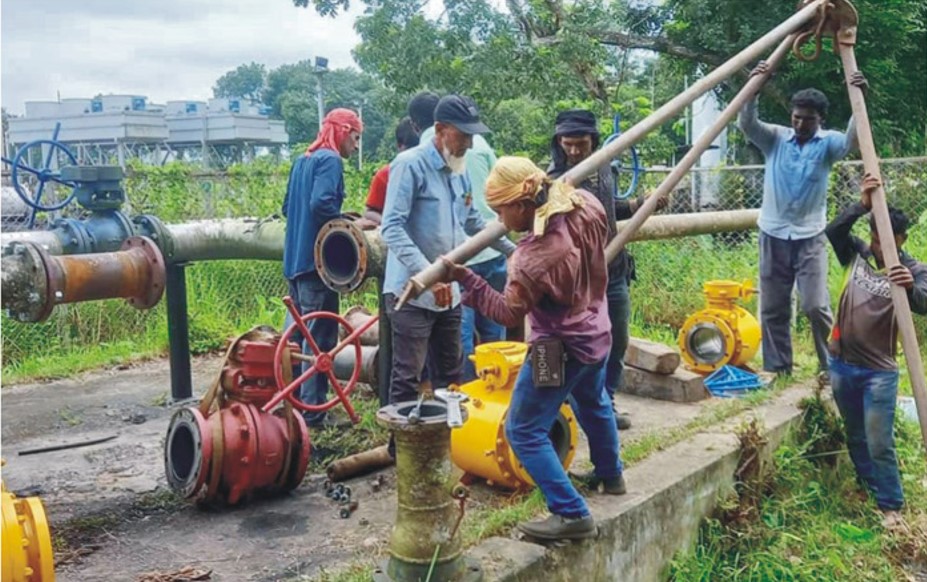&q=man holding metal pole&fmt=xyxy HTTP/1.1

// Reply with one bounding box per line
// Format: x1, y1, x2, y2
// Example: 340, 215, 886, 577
440, 157, 624, 540
824, 173, 927, 528
548, 109, 667, 430
738, 63, 867, 378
